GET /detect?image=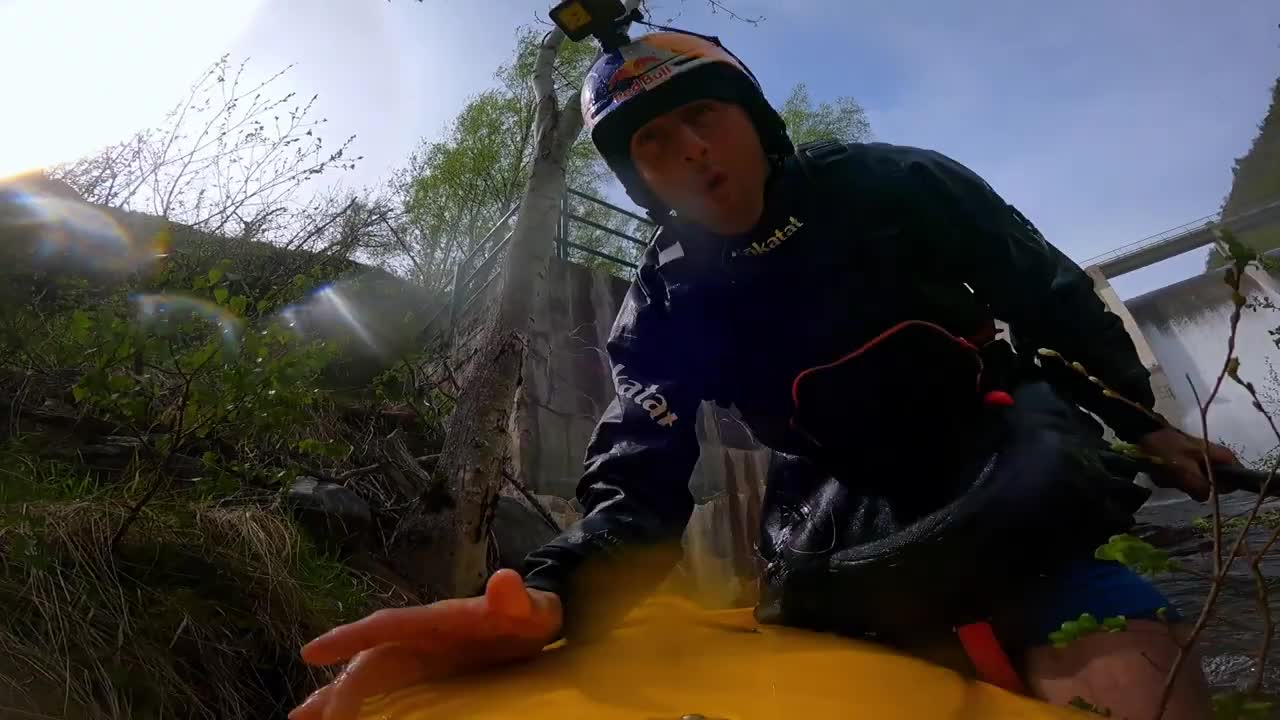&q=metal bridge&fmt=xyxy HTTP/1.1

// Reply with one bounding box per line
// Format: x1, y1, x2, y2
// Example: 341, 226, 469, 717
1082, 199, 1280, 278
